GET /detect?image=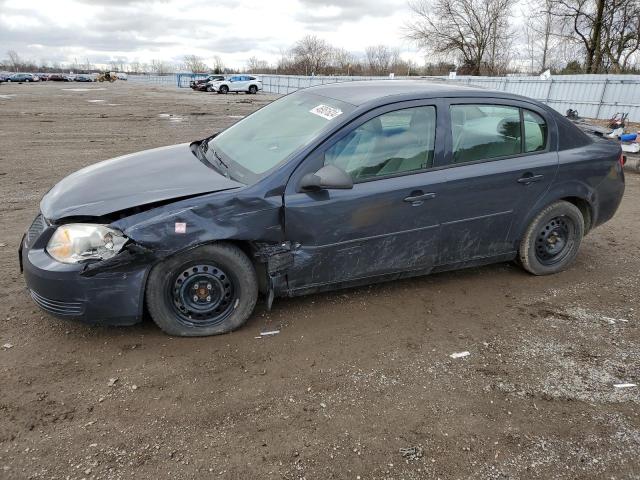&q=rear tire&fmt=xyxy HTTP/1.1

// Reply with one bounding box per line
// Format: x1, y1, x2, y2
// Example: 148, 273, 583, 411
248, 85, 258, 94
519, 201, 584, 275
146, 243, 258, 336
206, 85, 213, 92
